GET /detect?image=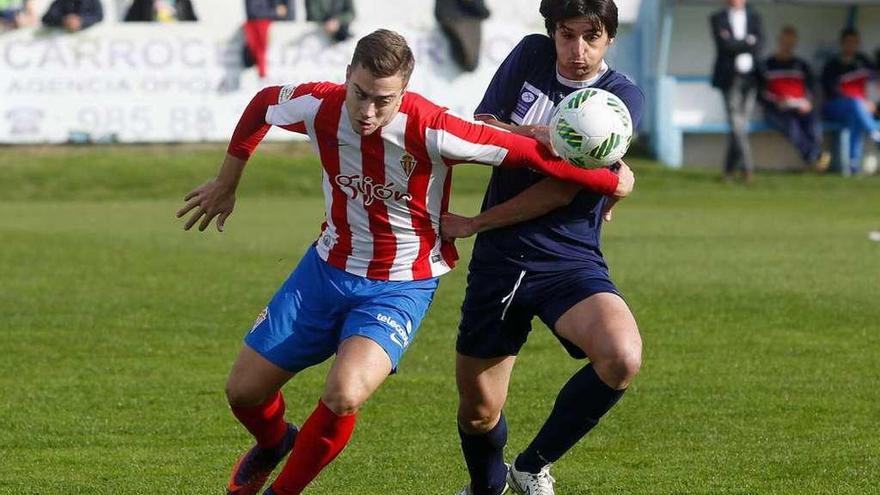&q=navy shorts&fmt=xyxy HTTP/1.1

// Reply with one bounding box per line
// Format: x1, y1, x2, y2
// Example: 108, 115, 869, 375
456, 266, 620, 359
245, 246, 439, 373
